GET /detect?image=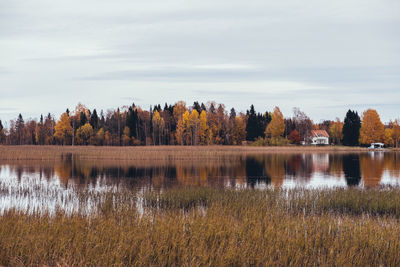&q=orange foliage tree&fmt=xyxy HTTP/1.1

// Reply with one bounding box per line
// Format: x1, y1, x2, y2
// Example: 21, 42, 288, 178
359, 109, 384, 145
